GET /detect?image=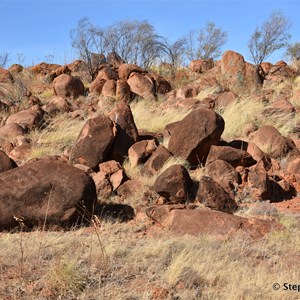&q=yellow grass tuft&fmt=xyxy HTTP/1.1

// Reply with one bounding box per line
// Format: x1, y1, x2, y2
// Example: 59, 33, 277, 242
131, 99, 191, 133
28, 114, 85, 159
